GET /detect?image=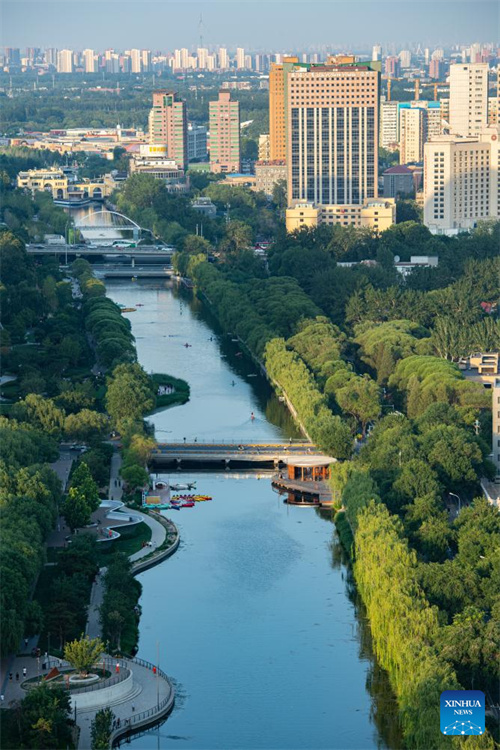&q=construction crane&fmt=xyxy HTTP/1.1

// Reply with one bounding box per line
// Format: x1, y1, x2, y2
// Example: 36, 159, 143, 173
385, 76, 403, 101
404, 79, 450, 101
